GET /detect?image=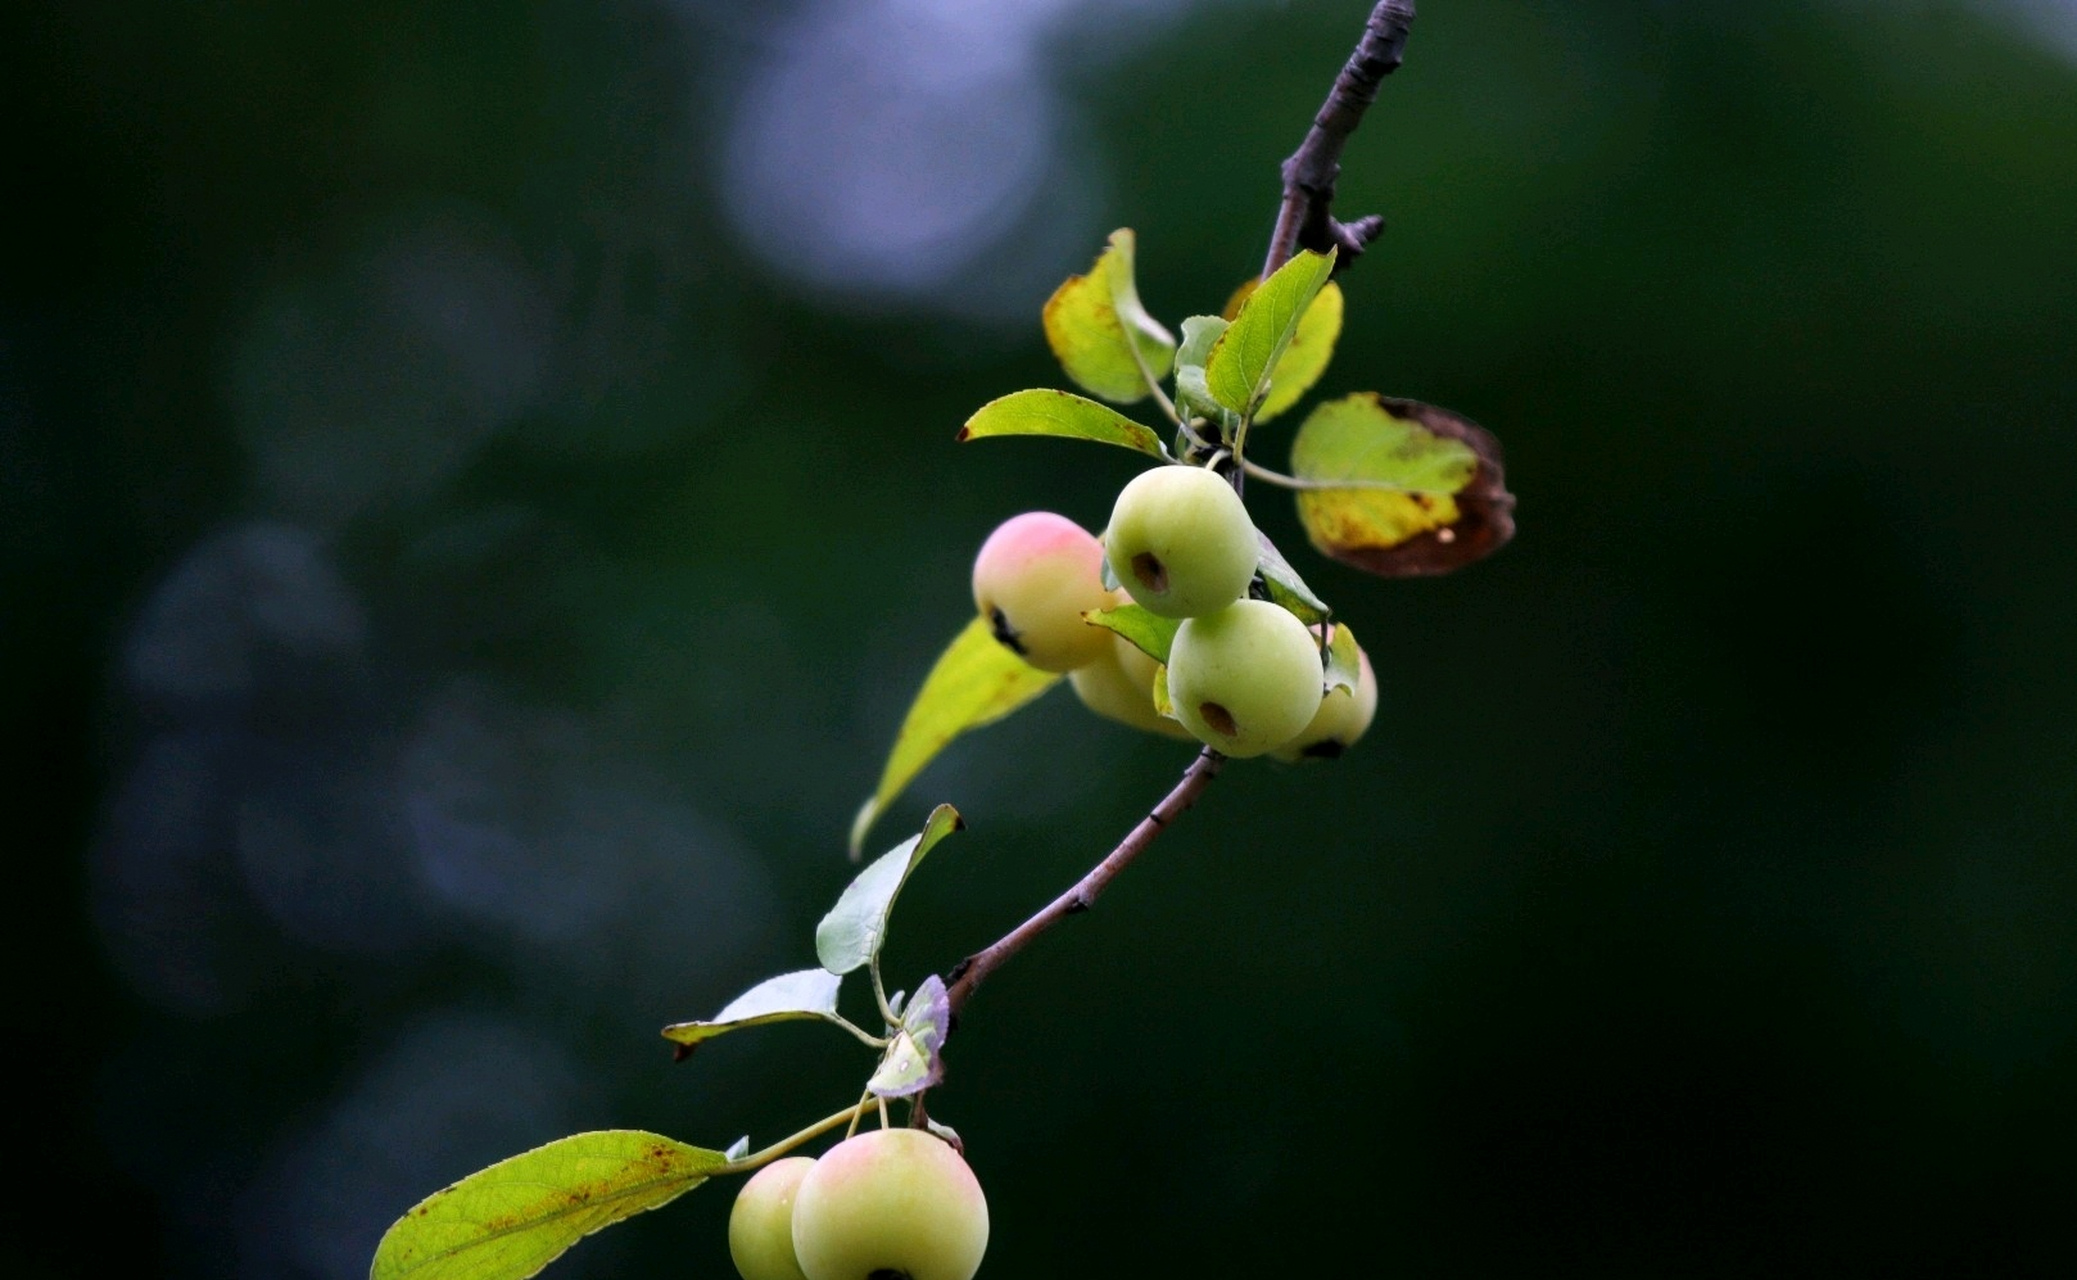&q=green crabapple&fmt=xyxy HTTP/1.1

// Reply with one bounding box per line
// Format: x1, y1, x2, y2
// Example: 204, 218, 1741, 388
1273, 646, 1378, 762
1069, 632, 1196, 740
971, 511, 1117, 673
1103, 465, 1260, 619
1166, 599, 1325, 758
729, 1156, 817, 1280
790, 1128, 989, 1280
